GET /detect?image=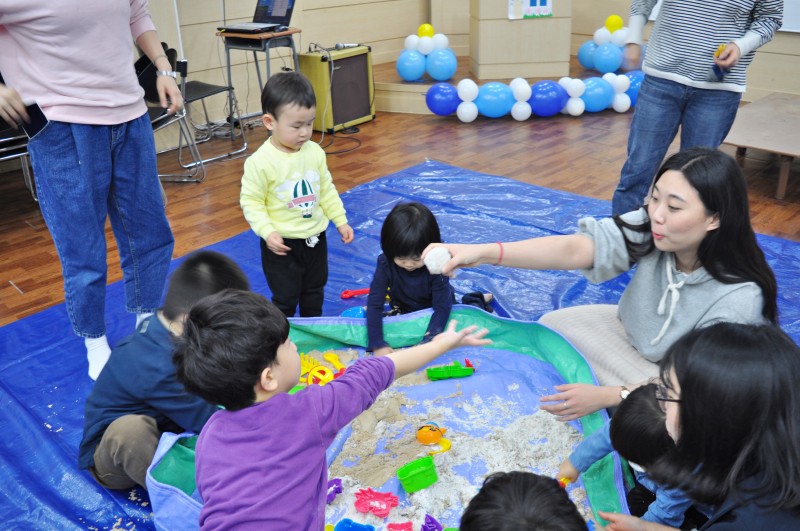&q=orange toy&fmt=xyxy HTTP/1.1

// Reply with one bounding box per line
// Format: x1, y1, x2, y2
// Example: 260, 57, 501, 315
416, 422, 447, 445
